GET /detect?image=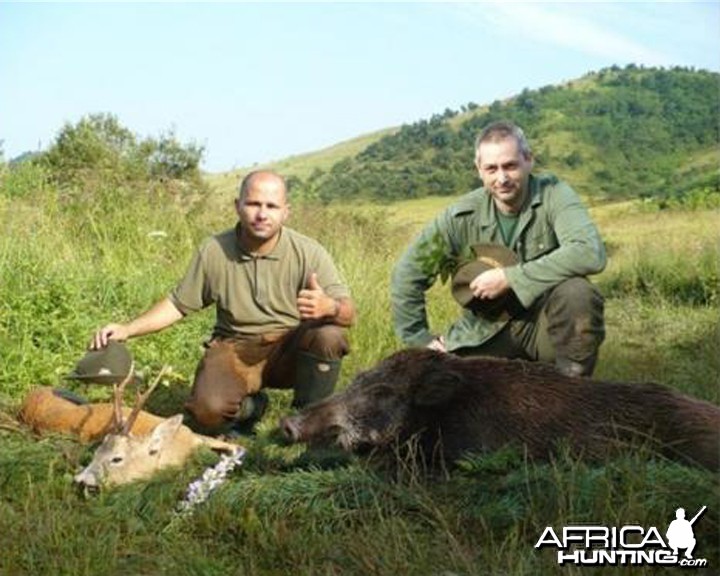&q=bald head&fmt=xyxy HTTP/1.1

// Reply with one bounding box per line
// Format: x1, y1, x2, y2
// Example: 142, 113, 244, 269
238, 170, 288, 202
